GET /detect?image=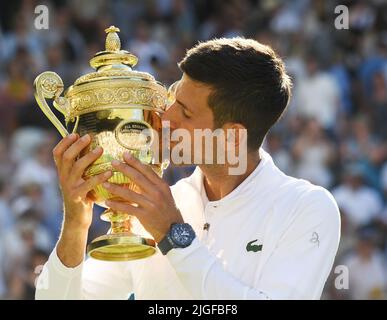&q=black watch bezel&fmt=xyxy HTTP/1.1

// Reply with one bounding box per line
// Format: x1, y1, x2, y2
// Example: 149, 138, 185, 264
157, 223, 195, 255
